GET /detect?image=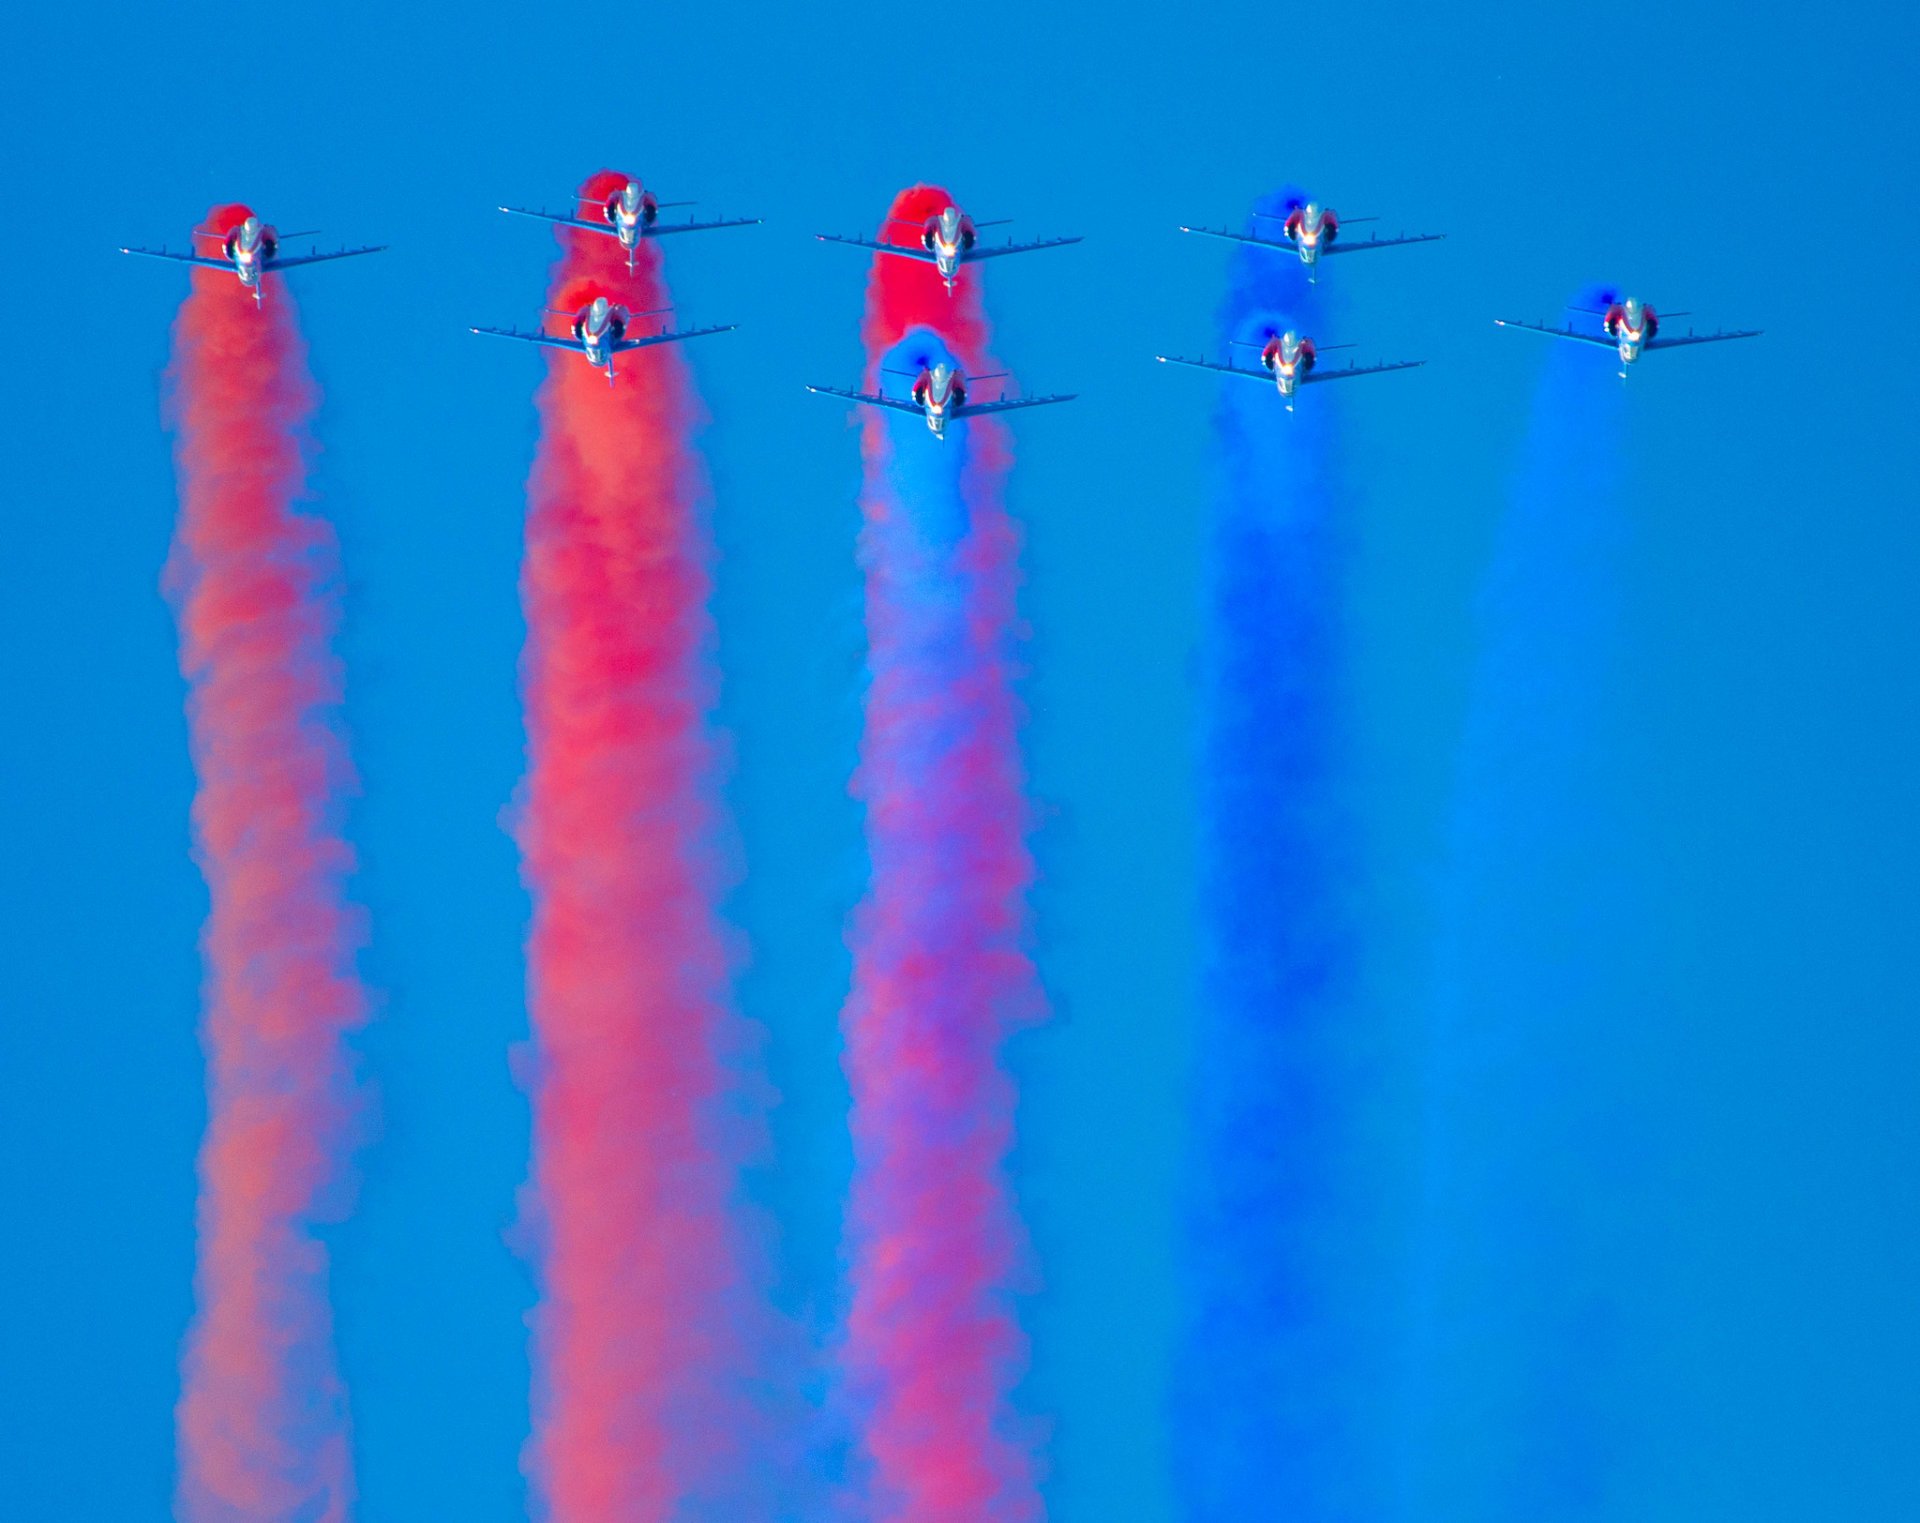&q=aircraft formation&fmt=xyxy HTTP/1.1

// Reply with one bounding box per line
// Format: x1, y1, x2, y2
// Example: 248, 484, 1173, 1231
121, 181, 1763, 423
